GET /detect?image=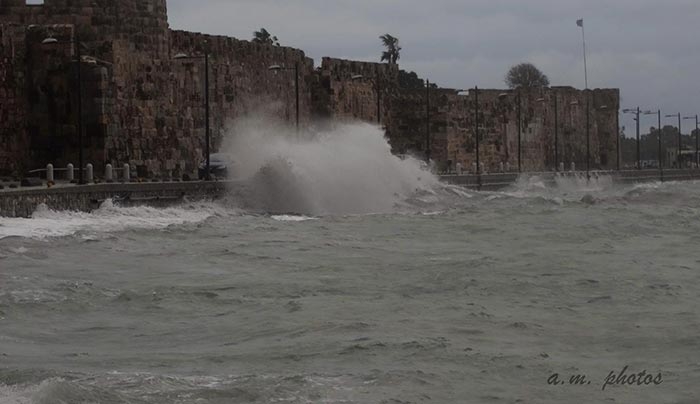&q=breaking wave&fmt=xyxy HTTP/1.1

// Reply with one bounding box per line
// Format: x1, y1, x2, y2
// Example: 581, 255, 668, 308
4, 114, 700, 241
221, 118, 439, 215
0, 200, 227, 241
